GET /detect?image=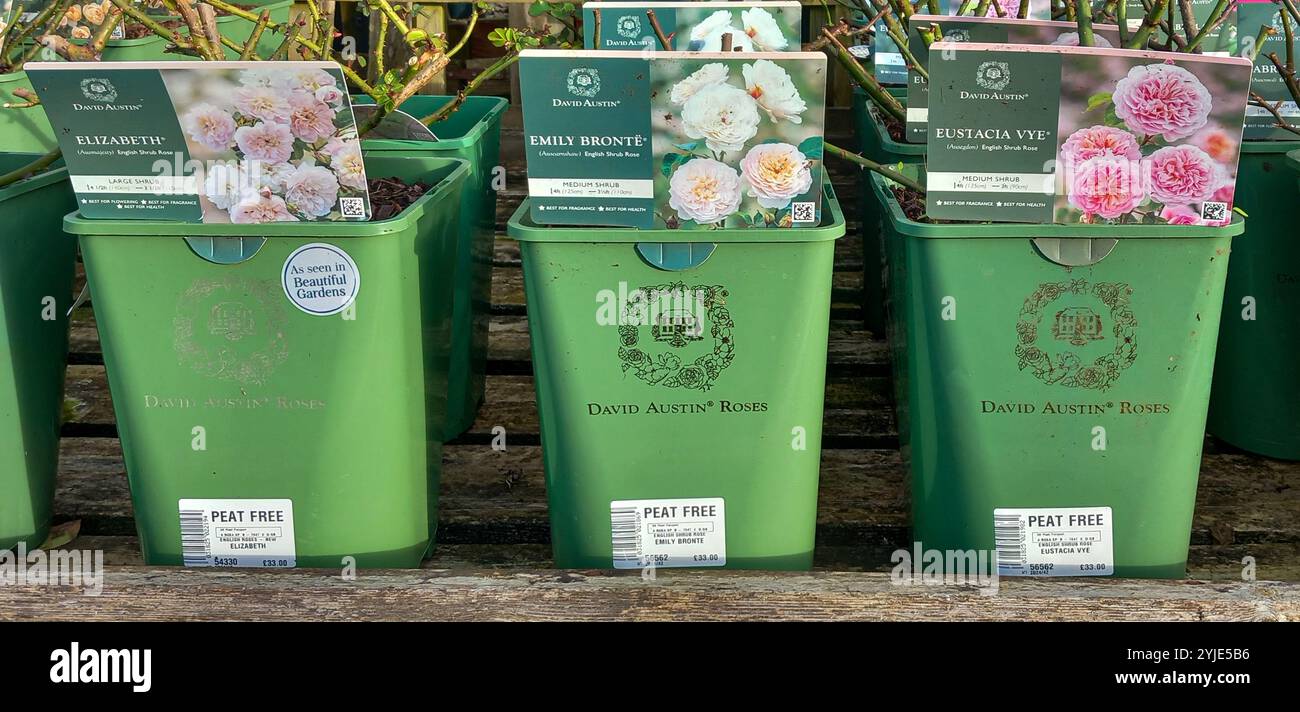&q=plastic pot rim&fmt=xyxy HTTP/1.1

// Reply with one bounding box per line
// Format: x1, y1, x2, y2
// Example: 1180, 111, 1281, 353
0, 163, 68, 204
507, 182, 846, 244
869, 171, 1245, 240
352, 95, 509, 152
854, 87, 924, 157
1242, 138, 1300, 154
63, 156, 470, 238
